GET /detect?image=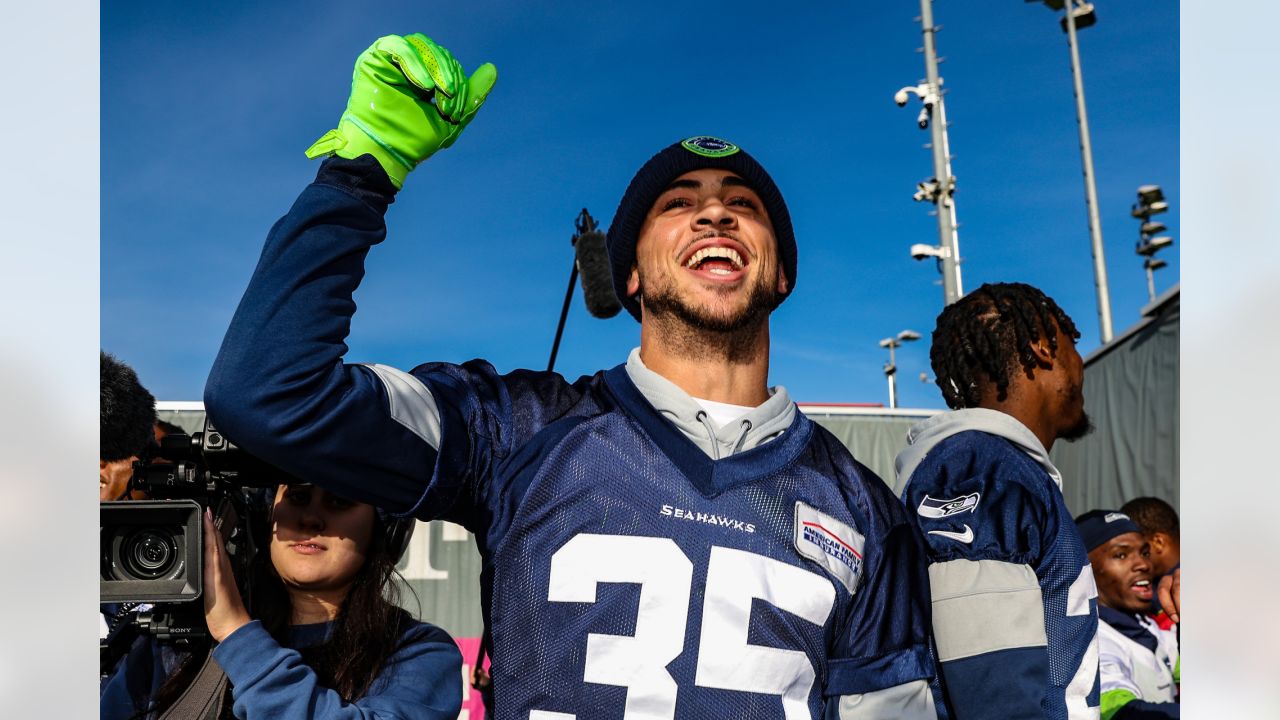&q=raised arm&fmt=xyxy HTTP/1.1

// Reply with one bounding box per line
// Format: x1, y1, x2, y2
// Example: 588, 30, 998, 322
204, 34, 496, 515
